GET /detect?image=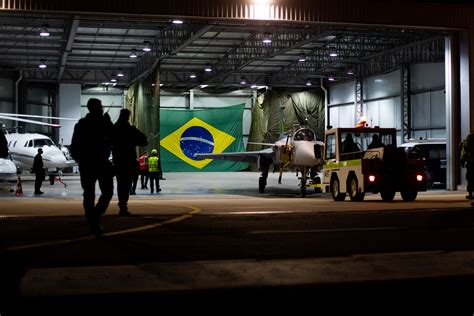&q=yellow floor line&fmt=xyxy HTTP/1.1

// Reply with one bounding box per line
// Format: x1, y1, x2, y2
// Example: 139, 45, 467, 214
6, 205, 202, 251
